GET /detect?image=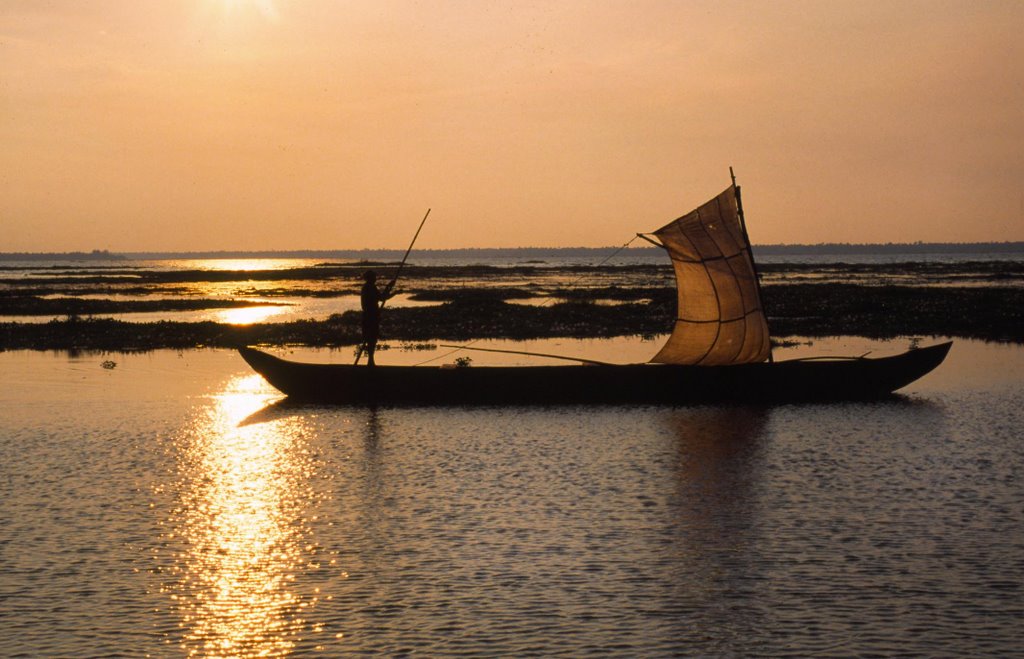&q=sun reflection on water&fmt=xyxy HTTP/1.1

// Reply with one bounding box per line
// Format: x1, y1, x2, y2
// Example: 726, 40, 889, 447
167, 374, 324, 657
196, 259, 307, 272
217, 305, 287, 325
